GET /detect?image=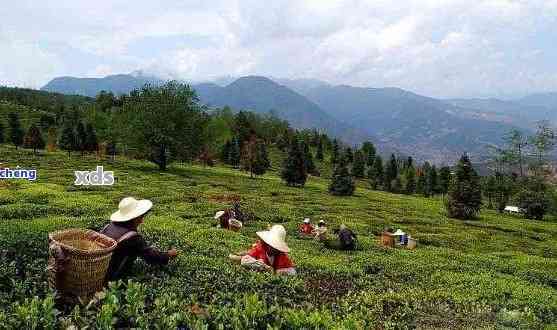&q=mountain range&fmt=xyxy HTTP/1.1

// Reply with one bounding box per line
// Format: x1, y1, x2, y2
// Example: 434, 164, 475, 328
41, 73, 557, 164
